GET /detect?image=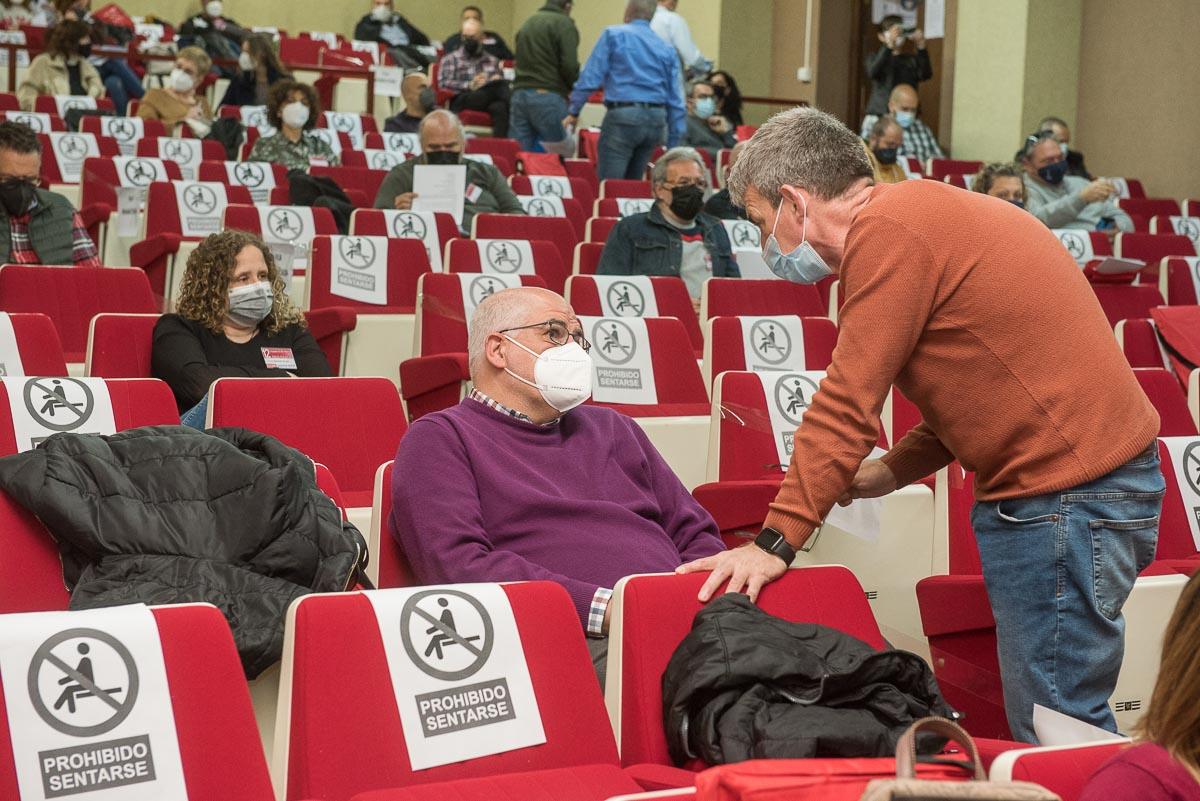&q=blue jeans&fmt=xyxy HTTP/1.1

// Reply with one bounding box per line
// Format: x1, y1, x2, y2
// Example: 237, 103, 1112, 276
180, 395, 209, 430
99, 59, 145, 116
597, 105, 666, 180
509, 88, 568, 153
971, 445, 1164, 743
